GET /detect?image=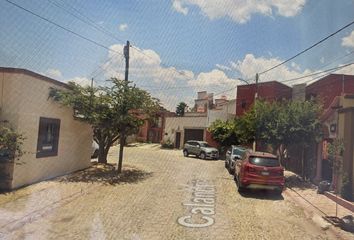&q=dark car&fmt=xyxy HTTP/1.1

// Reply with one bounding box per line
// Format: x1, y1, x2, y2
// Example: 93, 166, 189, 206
225, 145, 249, 174
183, 140, 219, 160
234, 151, 285, 194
